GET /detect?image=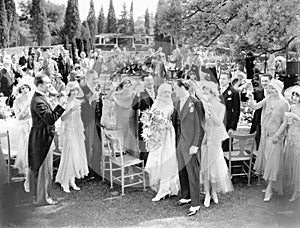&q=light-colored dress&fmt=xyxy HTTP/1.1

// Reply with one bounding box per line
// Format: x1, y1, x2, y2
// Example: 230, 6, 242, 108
145, 99, 180, 197
112, 89, 138, 156
13, 96, 31, 174
254, 96, 289, 194
284, 106, 300, 192
55, 98, 89, 187
200, 101, 233, 193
